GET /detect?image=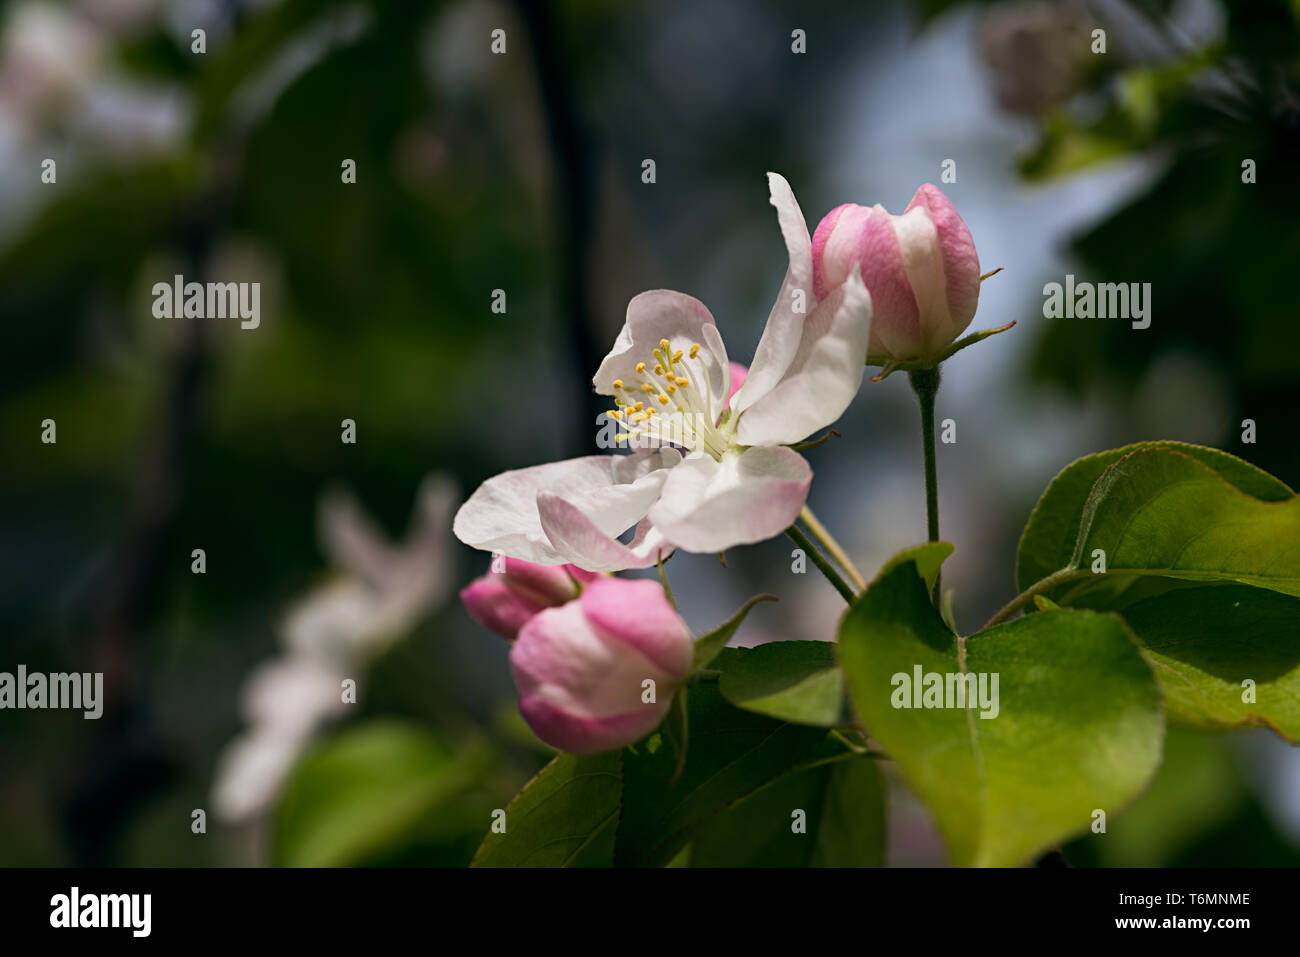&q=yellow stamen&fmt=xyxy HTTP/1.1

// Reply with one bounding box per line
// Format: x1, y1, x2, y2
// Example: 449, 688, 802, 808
635, 362, 646, 374
673, 350, 683, 362
689, 344, 700, 358
642, 383, 656, 393
666, 384, 676, 394
654, 365, 664, 375
612, 379, 623, 390
675, 376, 689, 387
658, 393, 669, 404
